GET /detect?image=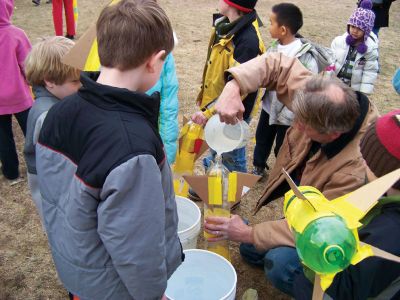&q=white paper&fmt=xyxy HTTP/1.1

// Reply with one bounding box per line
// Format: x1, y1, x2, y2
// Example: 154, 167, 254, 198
242, 186, 250, 196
